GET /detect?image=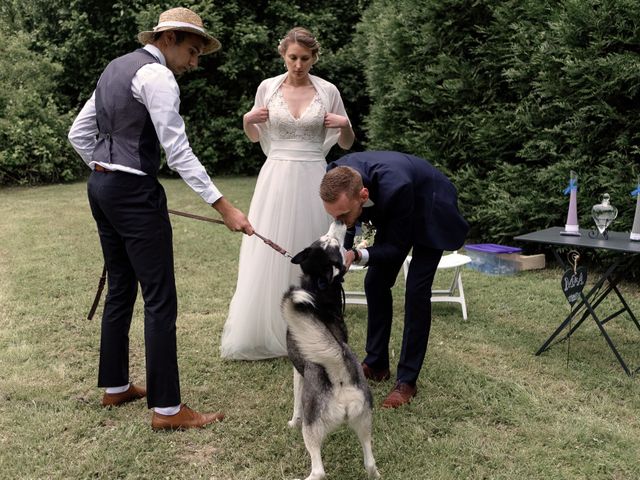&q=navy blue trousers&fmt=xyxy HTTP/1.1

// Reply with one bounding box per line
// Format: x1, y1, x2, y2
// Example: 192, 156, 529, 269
87, 170, 180, 408
363, 244, 443, 385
